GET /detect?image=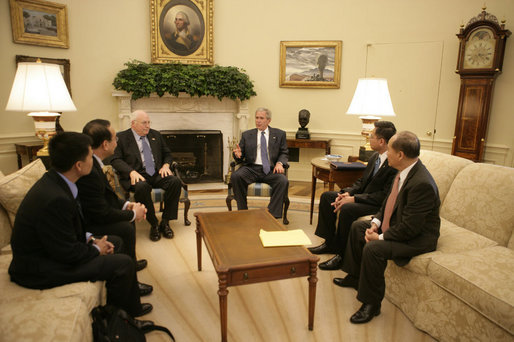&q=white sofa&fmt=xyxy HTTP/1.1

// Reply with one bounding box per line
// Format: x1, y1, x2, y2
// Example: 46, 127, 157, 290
384, 150, 514, 341
0, 159, 105, 342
